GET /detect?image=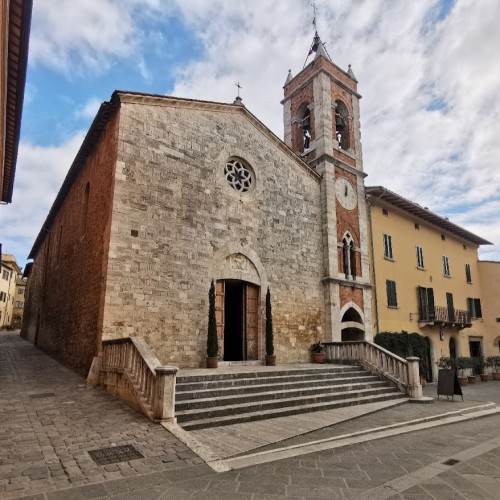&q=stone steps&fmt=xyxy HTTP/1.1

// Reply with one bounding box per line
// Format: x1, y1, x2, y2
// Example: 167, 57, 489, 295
175, 365, 406, 430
